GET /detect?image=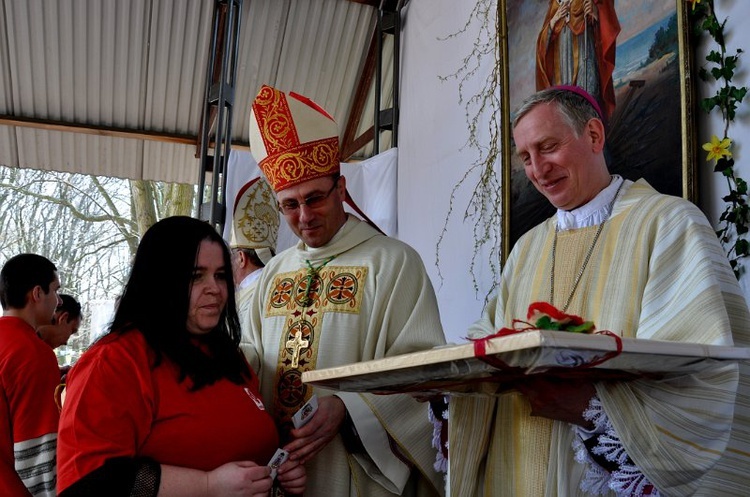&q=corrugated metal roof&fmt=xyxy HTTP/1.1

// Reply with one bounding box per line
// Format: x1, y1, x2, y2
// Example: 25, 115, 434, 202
0, 0, 393, 184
